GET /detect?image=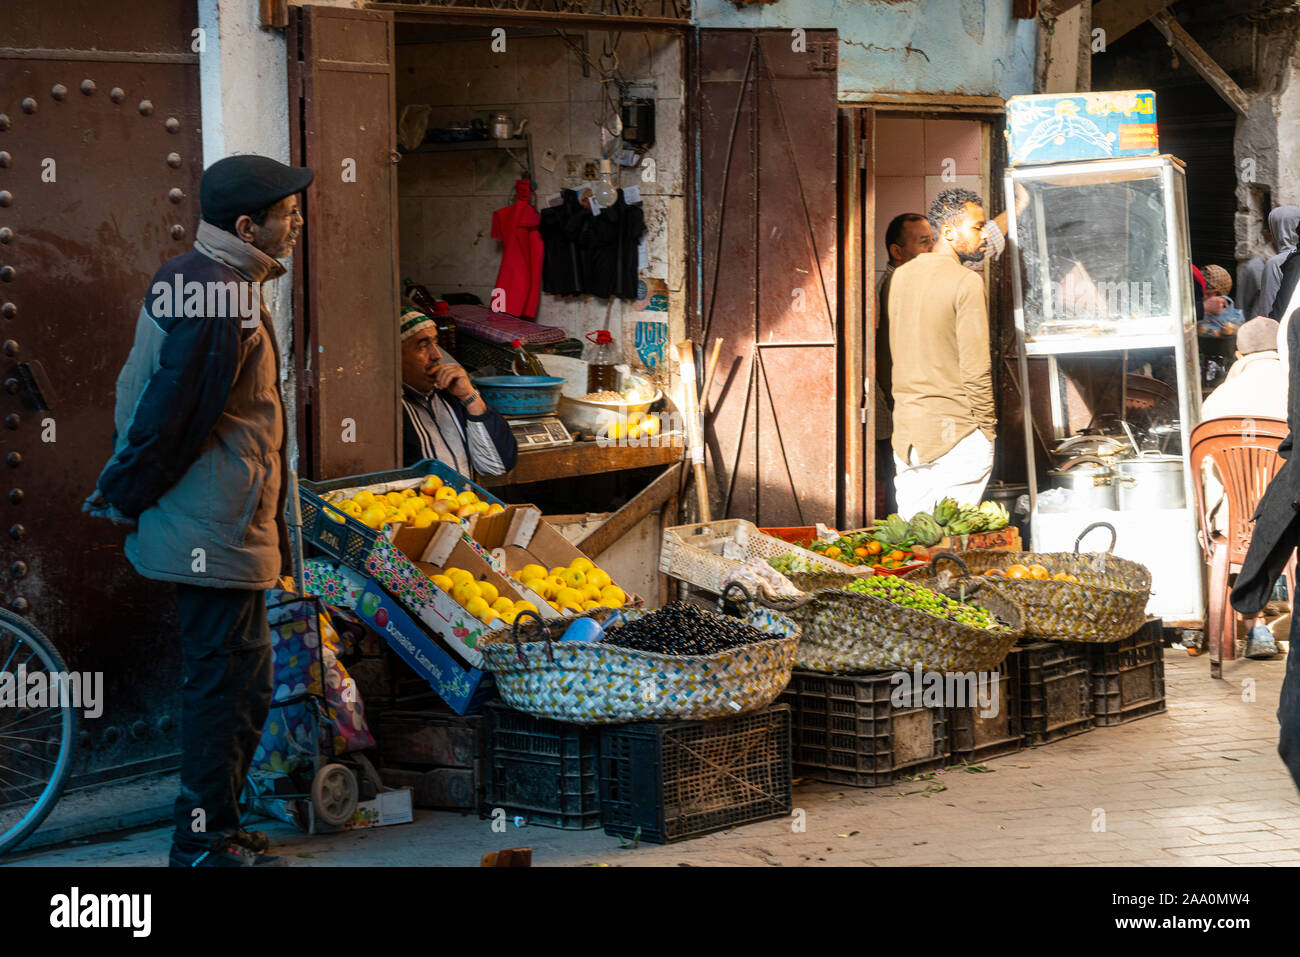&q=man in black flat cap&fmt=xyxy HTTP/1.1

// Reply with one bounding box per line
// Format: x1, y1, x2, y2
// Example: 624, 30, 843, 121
84, 154, 314, 866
